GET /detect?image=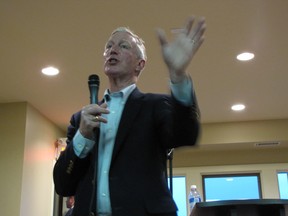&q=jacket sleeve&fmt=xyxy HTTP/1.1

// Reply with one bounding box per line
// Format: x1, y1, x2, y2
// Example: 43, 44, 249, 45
53, 112, 92, 196
171, 88, 201, 148
155, 85, 200, 150
171, 76, 201, 148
